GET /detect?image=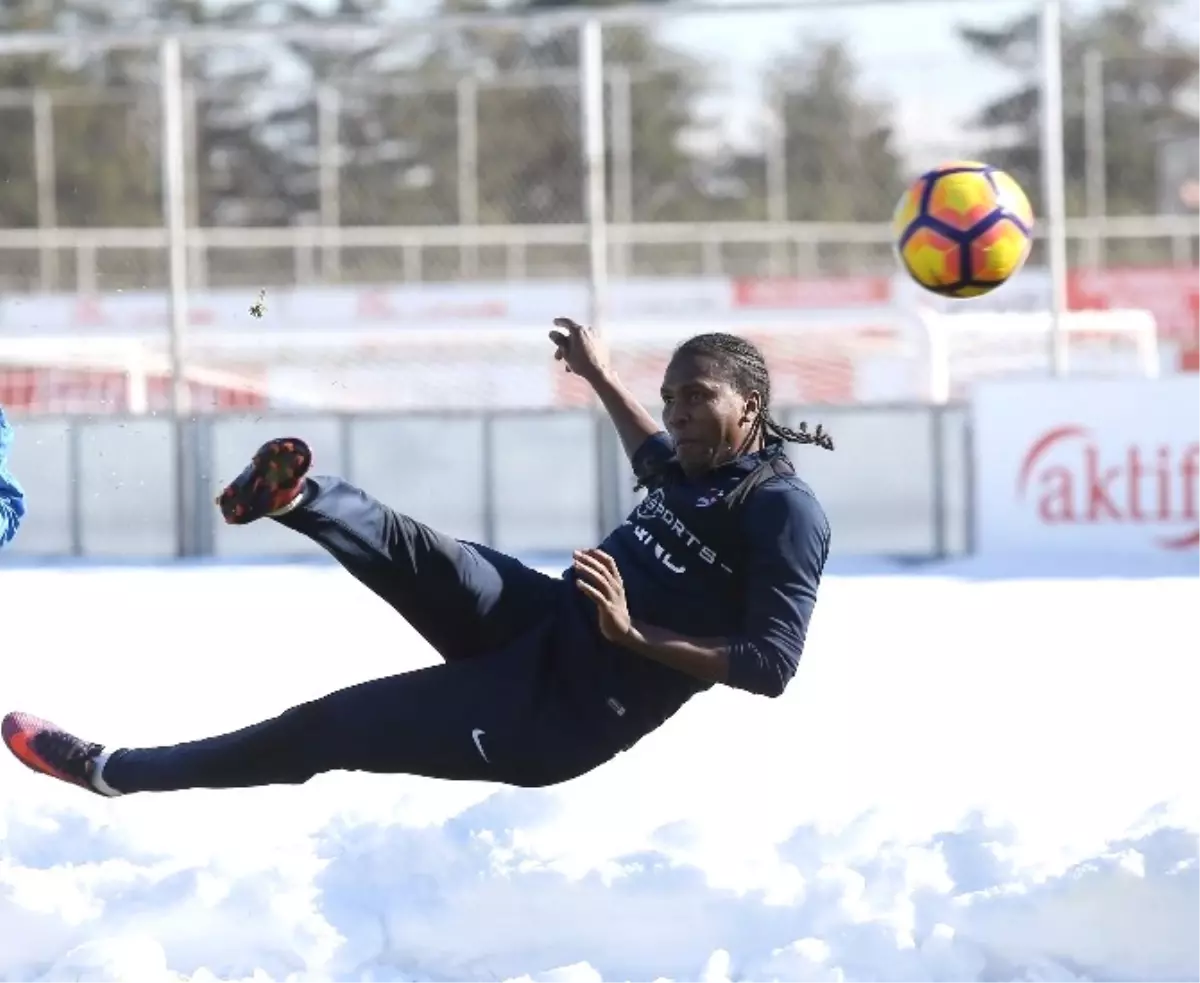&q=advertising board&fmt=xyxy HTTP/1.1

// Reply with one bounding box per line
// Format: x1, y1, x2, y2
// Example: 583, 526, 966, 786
973, 377, 1199, 554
